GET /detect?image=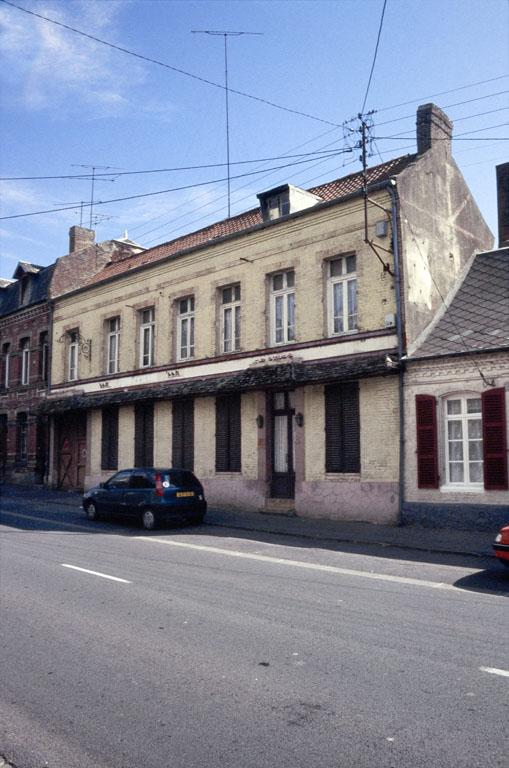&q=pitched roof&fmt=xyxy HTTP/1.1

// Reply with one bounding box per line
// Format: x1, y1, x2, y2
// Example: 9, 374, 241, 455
0, 263, 55, 317
85, 154, 415, 288
409, 247, 509, 359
